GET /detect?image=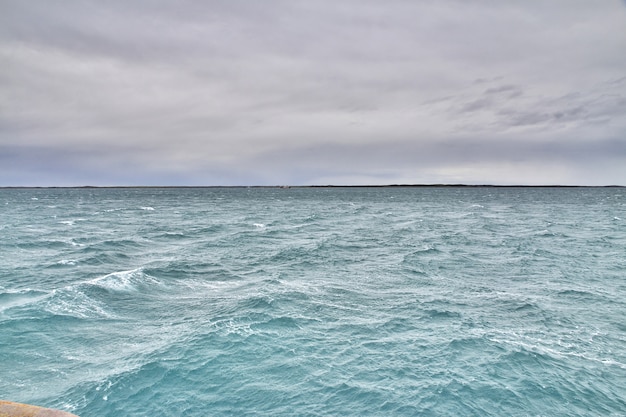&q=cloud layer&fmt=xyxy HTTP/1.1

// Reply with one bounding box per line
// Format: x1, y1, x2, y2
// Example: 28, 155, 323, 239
1, 0, 625, 185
